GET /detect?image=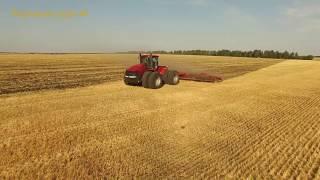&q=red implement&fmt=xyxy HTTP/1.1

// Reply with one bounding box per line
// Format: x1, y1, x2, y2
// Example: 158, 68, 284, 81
178, 72, 223, 83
